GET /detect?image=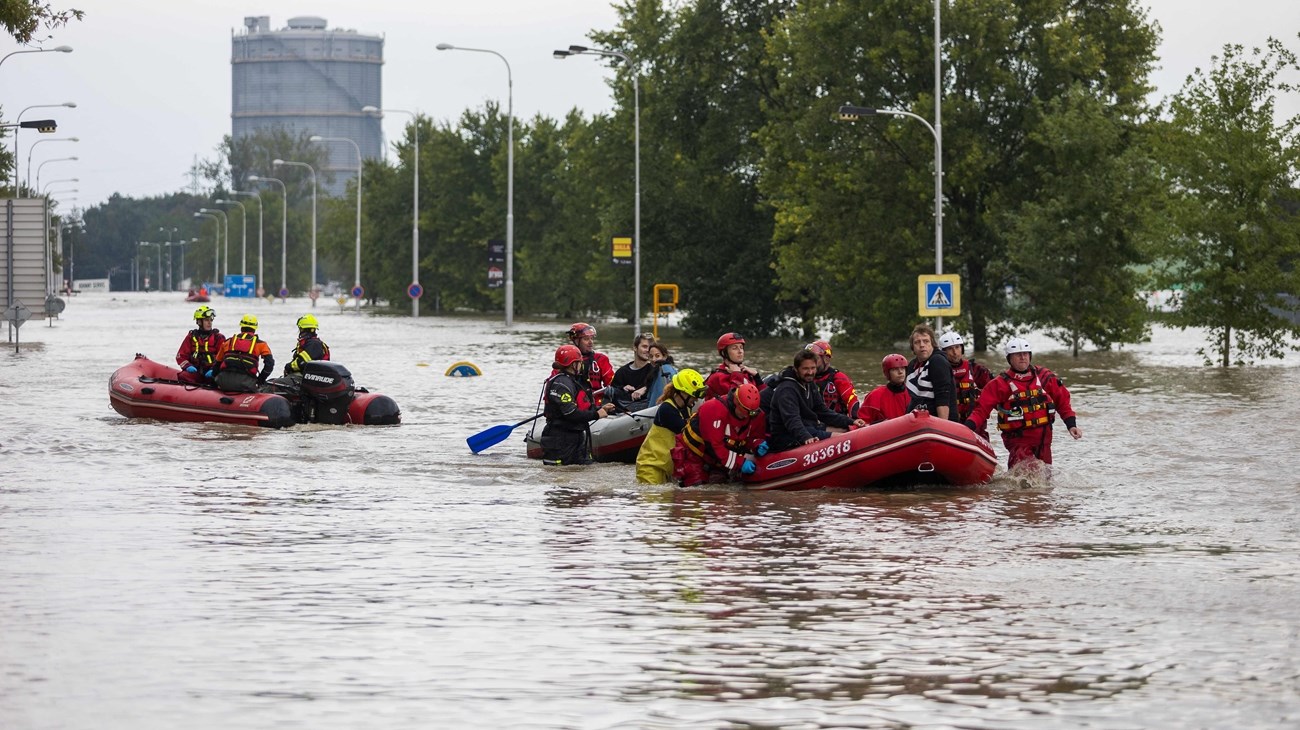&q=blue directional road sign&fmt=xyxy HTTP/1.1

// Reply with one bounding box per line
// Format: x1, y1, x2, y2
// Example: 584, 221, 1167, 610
224, 275, 257, 298
917, 274, 960, 317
